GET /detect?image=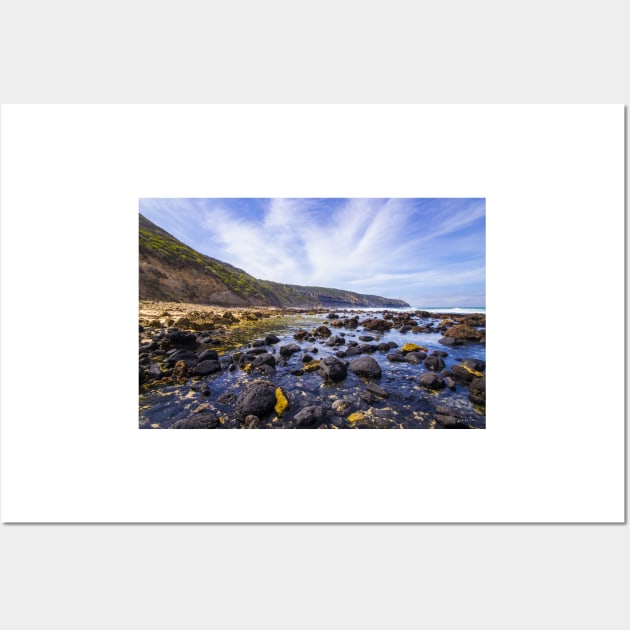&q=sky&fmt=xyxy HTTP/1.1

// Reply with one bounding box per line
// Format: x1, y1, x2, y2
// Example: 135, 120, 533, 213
139, 198, 485, 307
